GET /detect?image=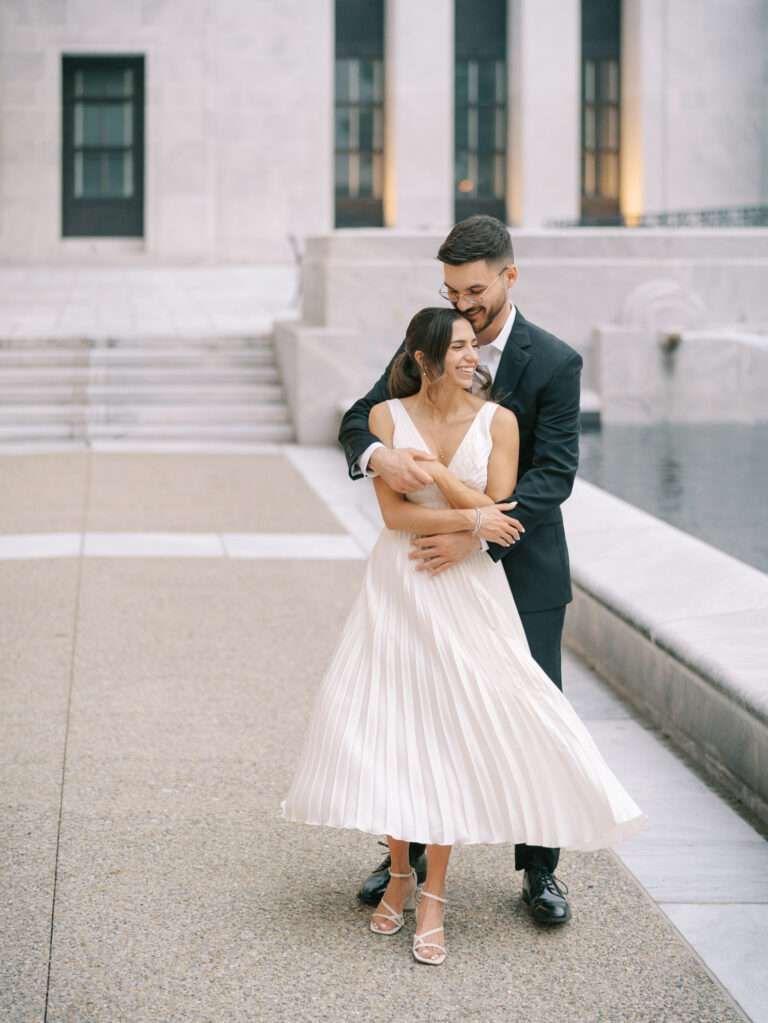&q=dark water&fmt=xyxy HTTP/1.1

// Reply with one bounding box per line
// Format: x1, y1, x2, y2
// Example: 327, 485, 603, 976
577, 423, 768, 574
